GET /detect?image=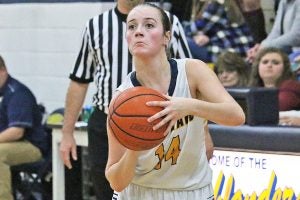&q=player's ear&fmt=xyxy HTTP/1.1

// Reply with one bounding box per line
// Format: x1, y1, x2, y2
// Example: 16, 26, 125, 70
164, 31, 171, 45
